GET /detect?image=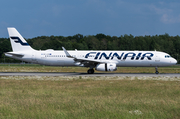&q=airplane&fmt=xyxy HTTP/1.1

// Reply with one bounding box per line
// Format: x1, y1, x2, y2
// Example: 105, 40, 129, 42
5, 27, 177, 74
